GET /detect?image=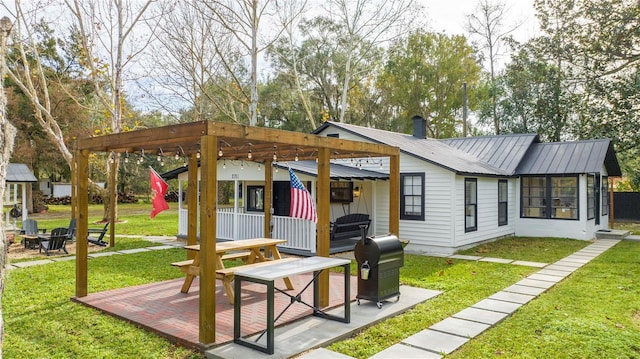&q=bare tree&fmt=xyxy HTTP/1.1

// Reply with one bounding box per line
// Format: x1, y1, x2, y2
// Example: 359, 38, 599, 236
326, 0, 417, 123
144, 1, 245, 123
0, 15, 17, 355
201, 0, 306, 126
466, 0, 522, 134
64, 0, 163, 223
